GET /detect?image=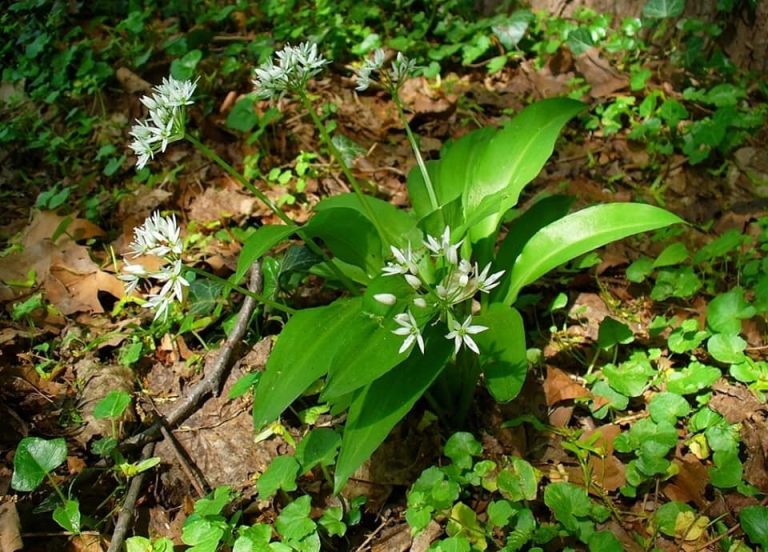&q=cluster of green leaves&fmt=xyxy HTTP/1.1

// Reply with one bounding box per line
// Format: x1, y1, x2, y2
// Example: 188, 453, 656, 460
629, 220, 768, 395
241, 97, 680, 496
405, 432, 624, 551
127, 482, 363, 552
